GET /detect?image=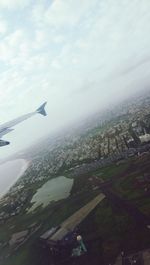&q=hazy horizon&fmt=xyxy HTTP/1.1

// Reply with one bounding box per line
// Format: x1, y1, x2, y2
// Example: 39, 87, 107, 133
0, 0, 150, 159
